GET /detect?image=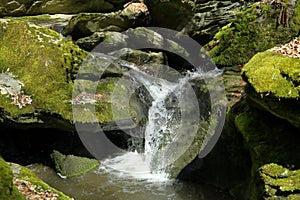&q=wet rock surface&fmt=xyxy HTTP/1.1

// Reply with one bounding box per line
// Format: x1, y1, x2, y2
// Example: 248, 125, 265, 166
0, 1, 300, 200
